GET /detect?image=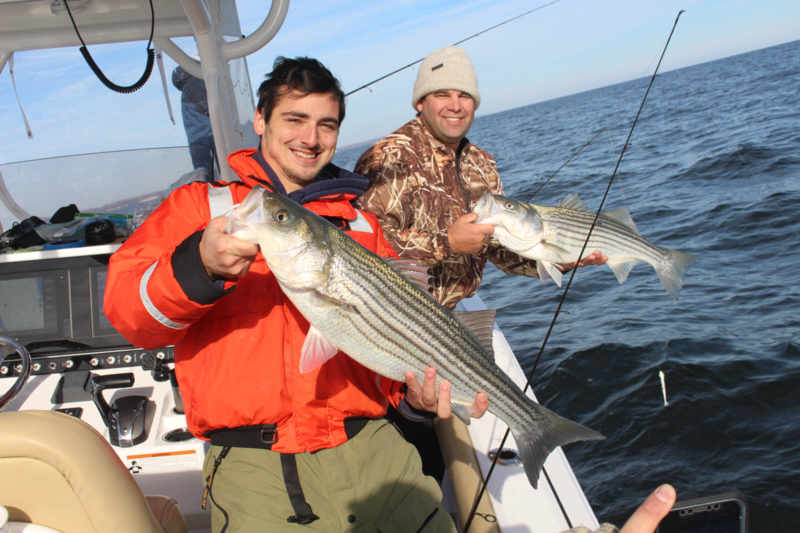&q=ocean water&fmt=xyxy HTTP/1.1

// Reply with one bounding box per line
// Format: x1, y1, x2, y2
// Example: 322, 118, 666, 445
335, 39, 800, 531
